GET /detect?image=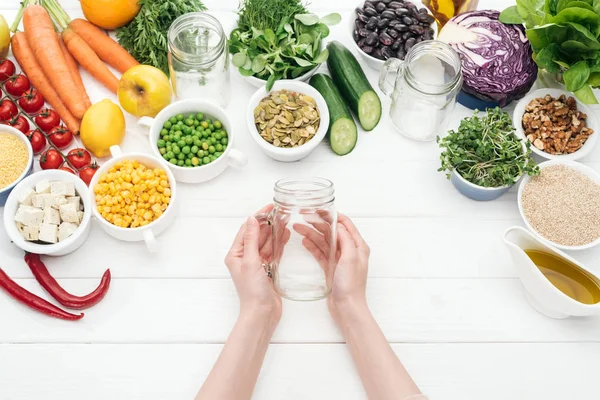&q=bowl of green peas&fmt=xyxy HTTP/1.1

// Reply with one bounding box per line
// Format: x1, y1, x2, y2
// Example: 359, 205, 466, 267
138, 100, 247, 183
